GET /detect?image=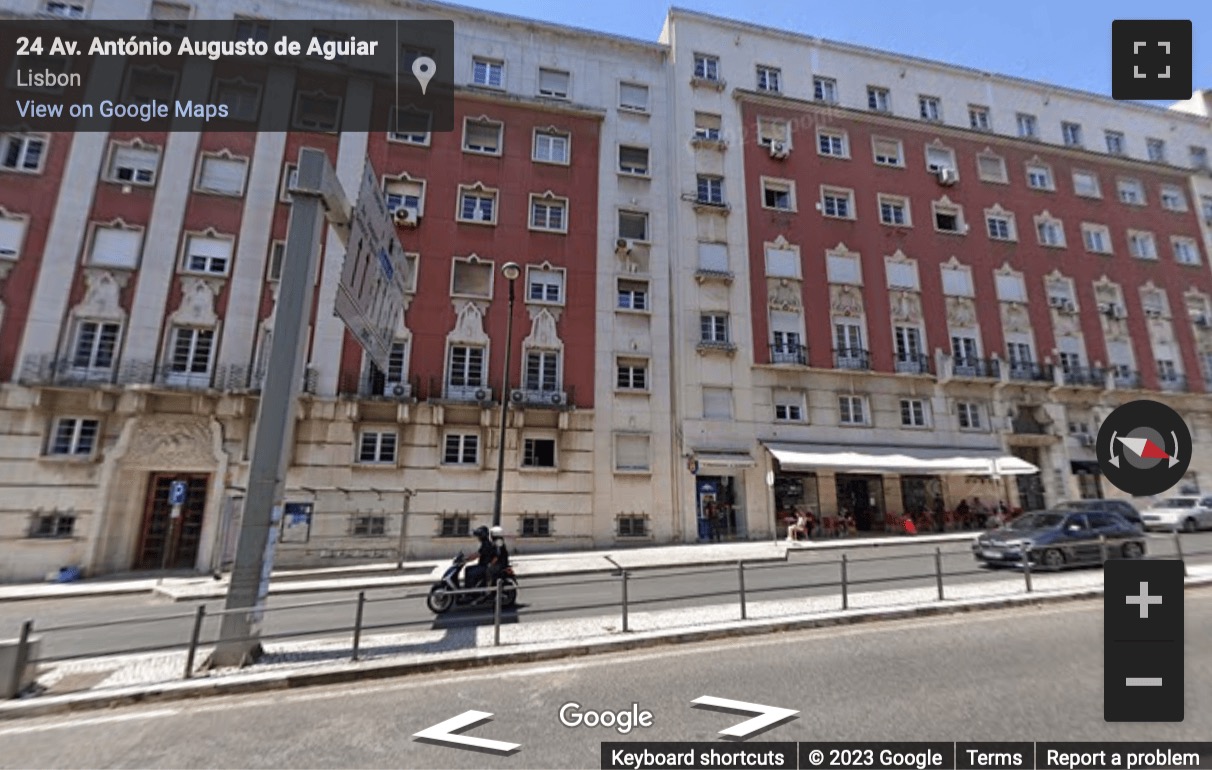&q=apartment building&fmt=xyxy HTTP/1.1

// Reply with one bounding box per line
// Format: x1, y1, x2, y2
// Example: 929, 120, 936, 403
0, 0, 675, 580
659, 10, 1212, 537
